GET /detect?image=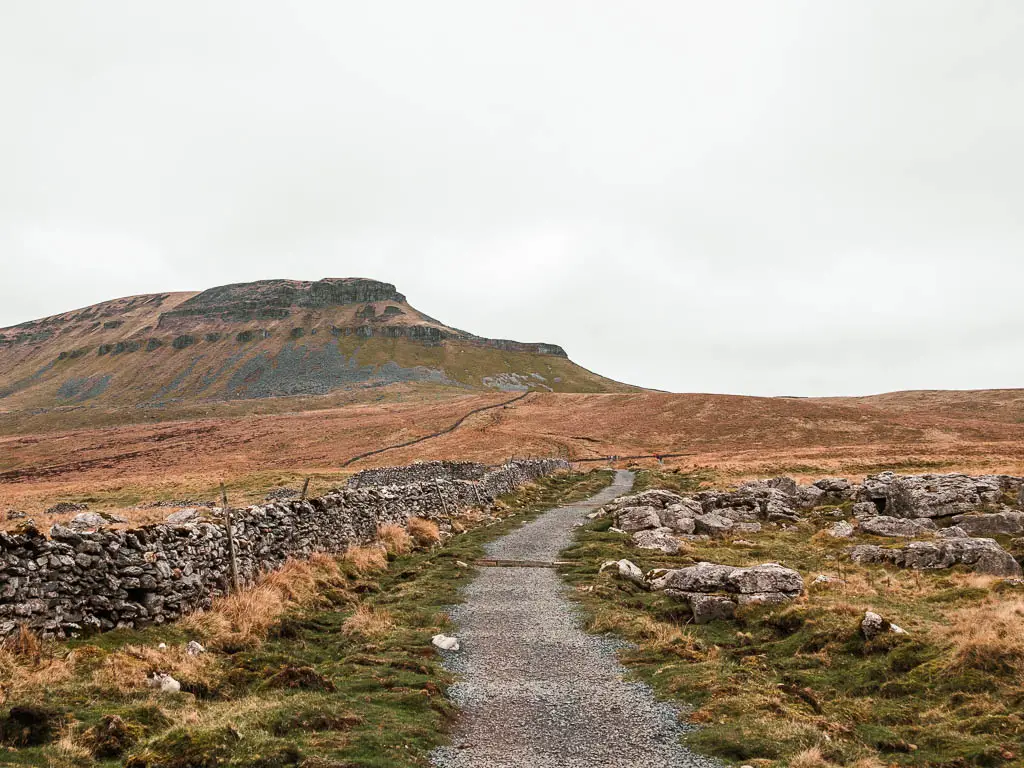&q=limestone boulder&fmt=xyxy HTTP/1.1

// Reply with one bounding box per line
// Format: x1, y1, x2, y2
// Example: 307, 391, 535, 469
859, 516, 937, 538
631, 528, 682, 554
849, 537, 1022, 577
951, 511, 1024, 537
659, 499, 703, 533
648, 562, 734, 593
689, 594, 736, 624
728, 563, 804, 595
615, 506, 662, 534
693, 513, 734, 537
